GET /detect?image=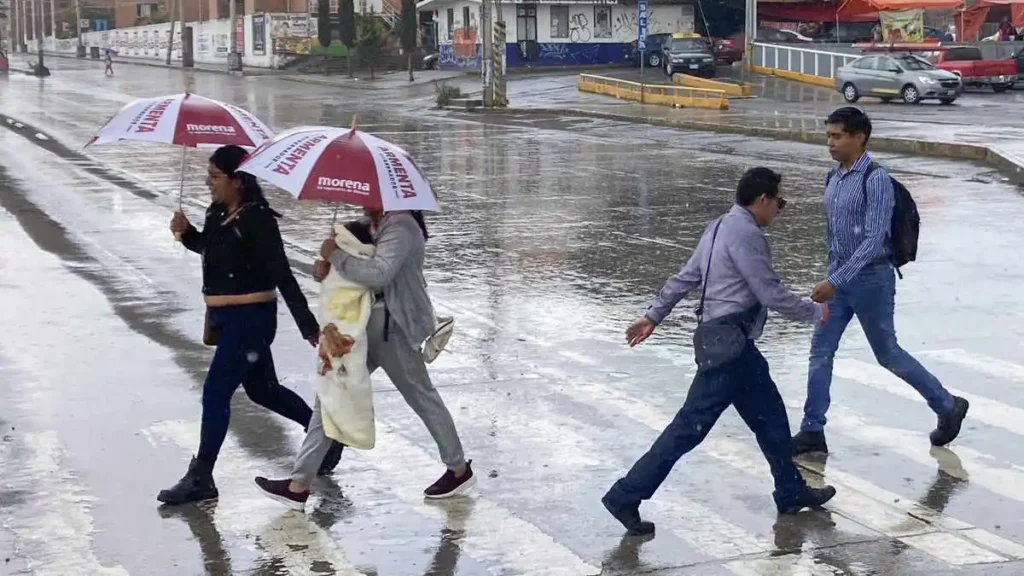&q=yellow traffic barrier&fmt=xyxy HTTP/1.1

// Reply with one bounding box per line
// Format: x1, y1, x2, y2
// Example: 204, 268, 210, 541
577, 74, 729, 110
671, 73, 754, 98
751, 65, 835, 89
